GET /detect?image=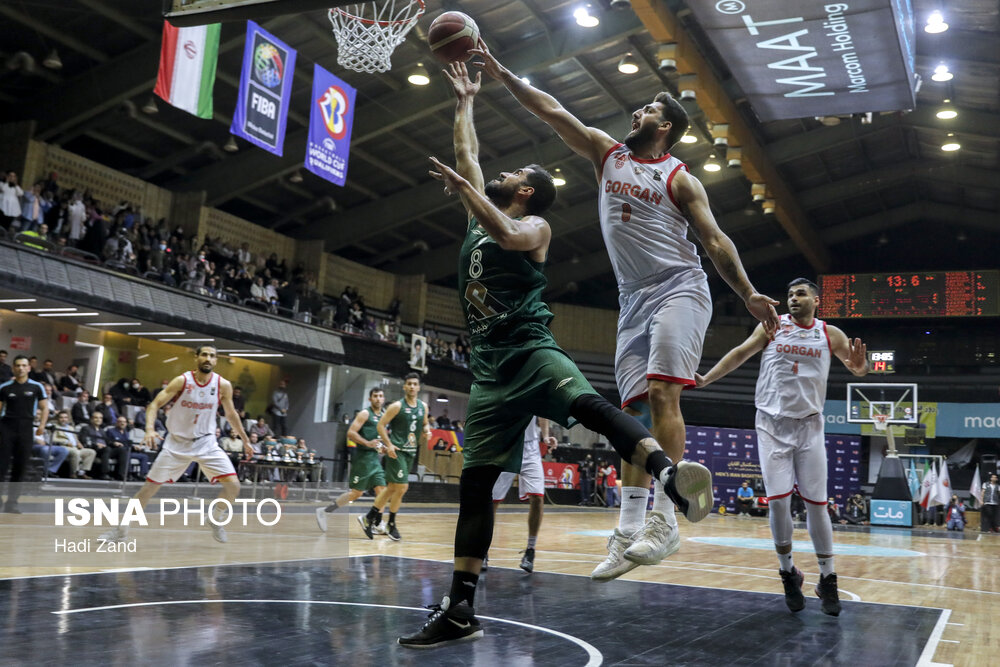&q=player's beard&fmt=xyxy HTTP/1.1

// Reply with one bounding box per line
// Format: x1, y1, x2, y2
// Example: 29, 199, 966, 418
624, 122, 658, 153
199, 362, 213, 373
485, 179, 514, 208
